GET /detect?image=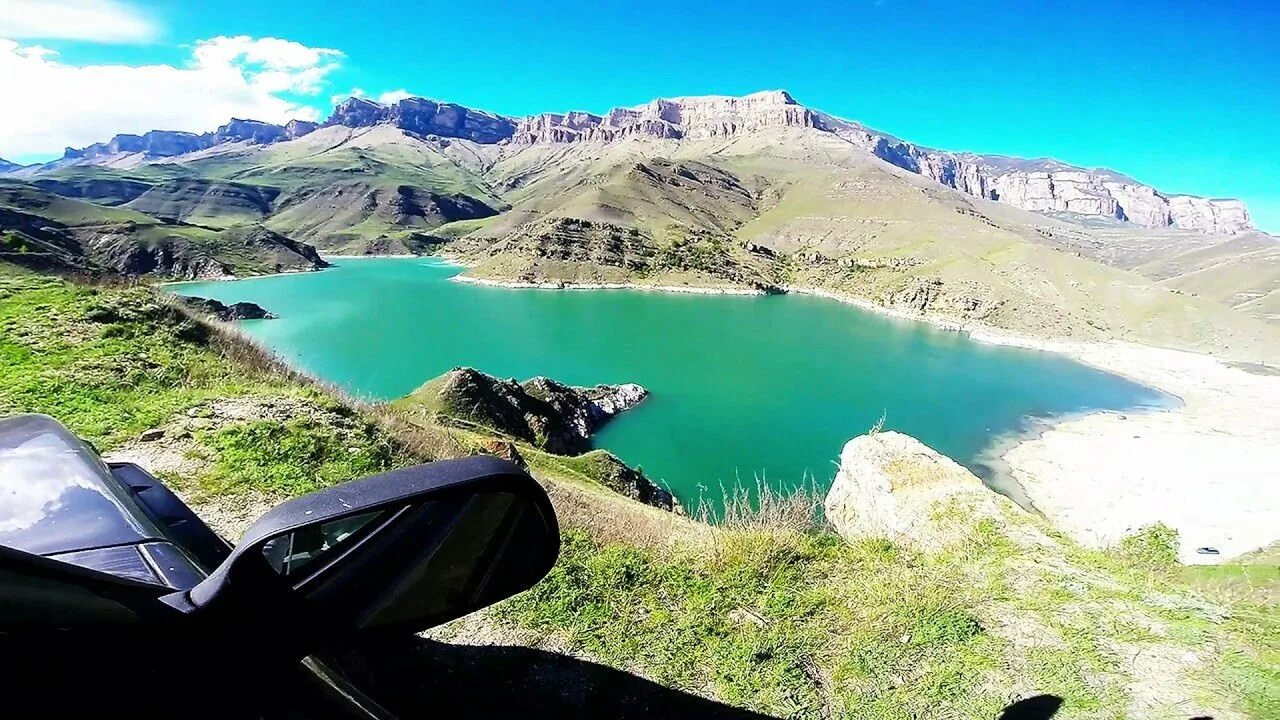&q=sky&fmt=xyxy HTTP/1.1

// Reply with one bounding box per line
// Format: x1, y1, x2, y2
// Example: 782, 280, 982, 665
1, 0, 1277, 231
